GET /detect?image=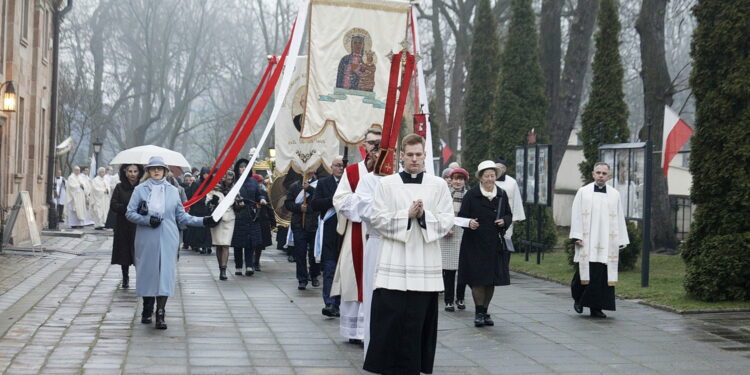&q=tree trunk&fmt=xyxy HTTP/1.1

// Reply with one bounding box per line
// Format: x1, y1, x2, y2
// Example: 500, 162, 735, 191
636, 0, 678, 251
430, 1, 449, 158
540, 0, 563, 126
549, 0, 599, 185
446, 0, 476, 163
